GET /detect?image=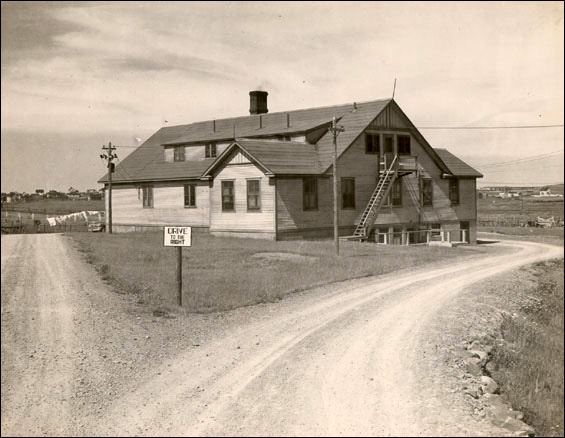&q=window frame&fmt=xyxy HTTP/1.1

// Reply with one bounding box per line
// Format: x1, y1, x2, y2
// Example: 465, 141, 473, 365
246, 179, 261, 212
449, 178, 460, 205
341, 177, 356, 209
184, 184, 196, 208
421, 178, 433, 207
221, 180, 235, 212
365, 133, 380, 154
303, 177, 318, 211
397, 135, 411, 155
142, 186, 154, 208
205, 142, 217, 158
173, 146, 185, 162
